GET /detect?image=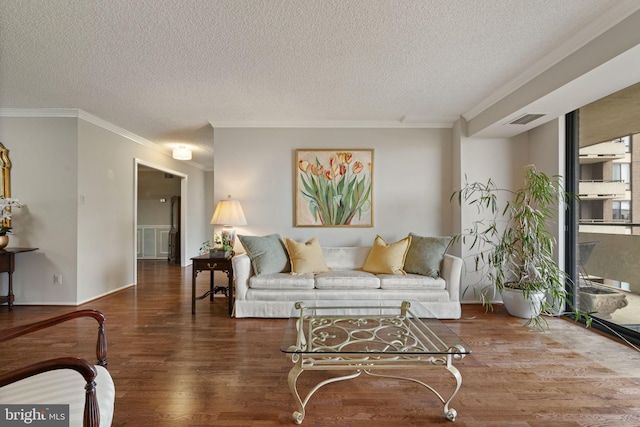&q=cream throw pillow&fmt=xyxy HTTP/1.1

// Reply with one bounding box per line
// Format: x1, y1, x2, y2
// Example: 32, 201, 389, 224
362, 235, 412, 275
285, 237, 330, 274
